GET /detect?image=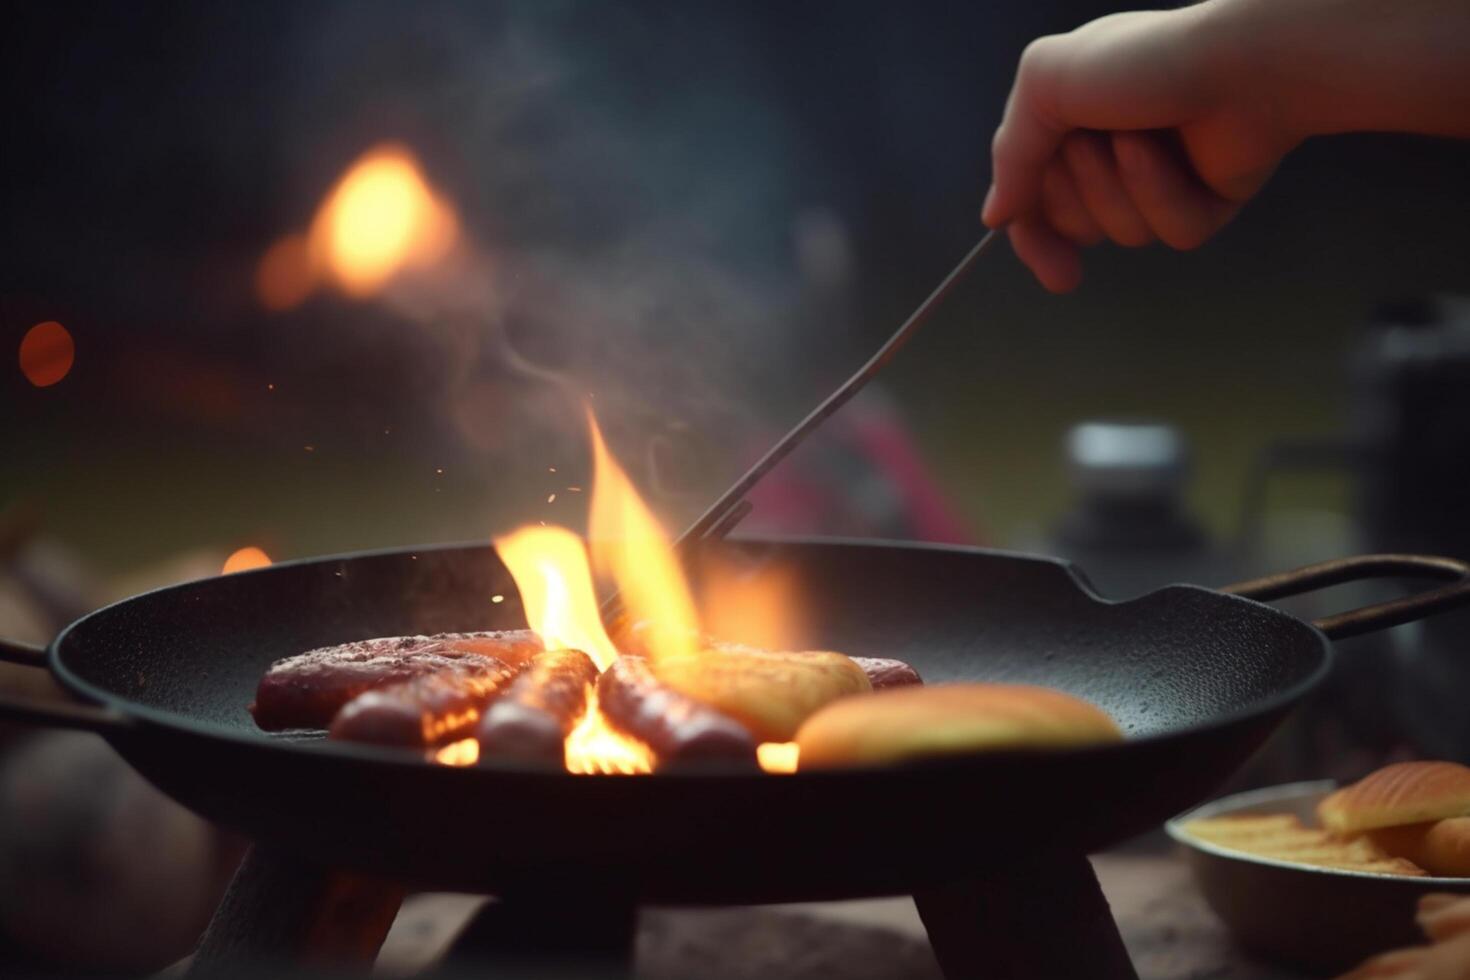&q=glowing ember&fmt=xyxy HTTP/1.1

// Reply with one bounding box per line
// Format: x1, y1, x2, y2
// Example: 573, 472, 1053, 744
587, 410, 700, 664
19, 321, 74, 388
222, 546, 272, 574
494, 526, 619, 670
757, 741, 800, 774
564, 688, 654, 775
434, 737, 480, 767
